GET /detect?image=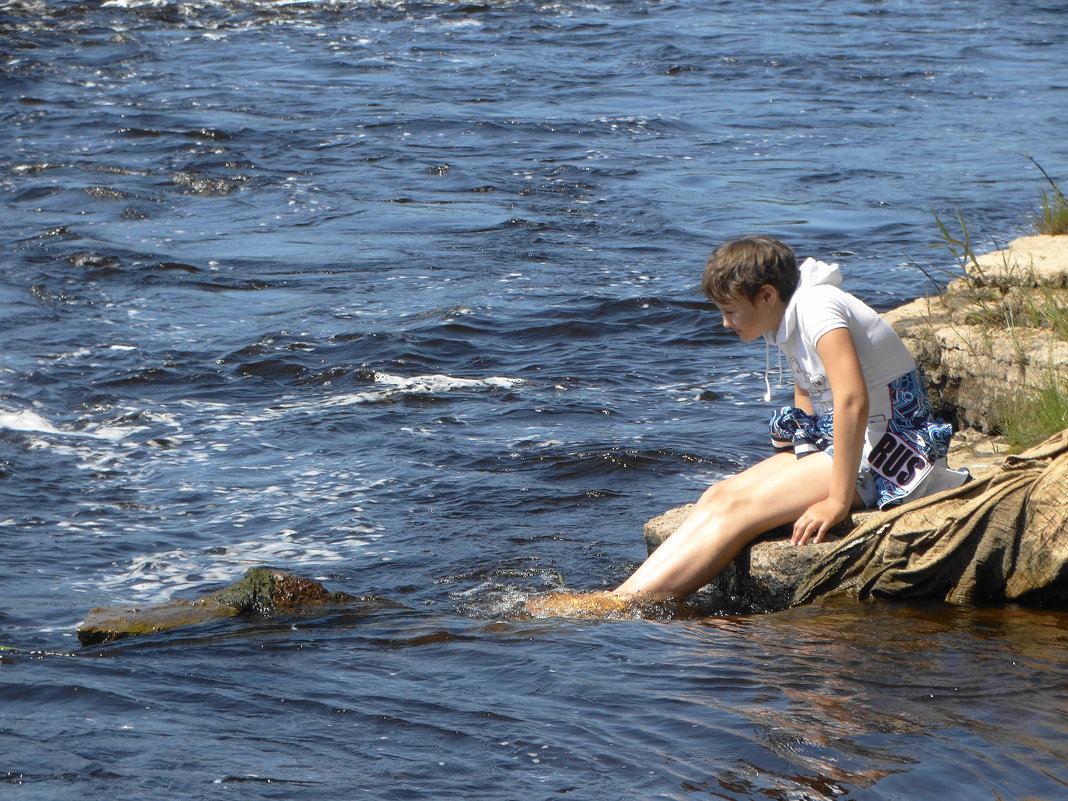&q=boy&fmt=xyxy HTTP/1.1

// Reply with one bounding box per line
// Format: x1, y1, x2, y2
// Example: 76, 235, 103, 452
527, 236, 968, 613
